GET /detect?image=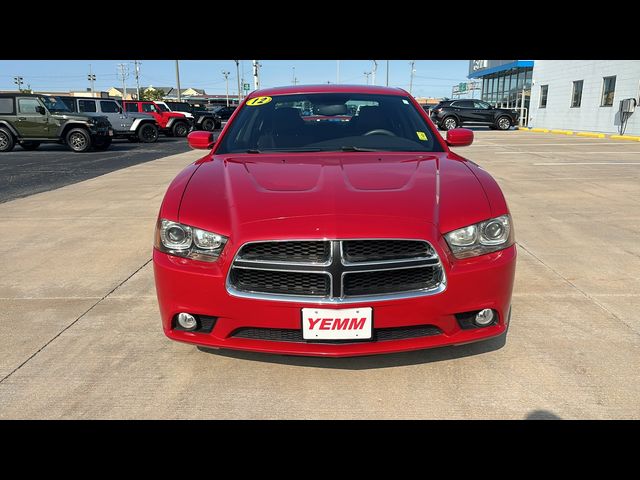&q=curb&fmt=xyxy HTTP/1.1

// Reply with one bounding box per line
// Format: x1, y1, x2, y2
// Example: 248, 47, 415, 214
576, 132, 606, 138
518, 129, 640, 141
610, 135, 640, 142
